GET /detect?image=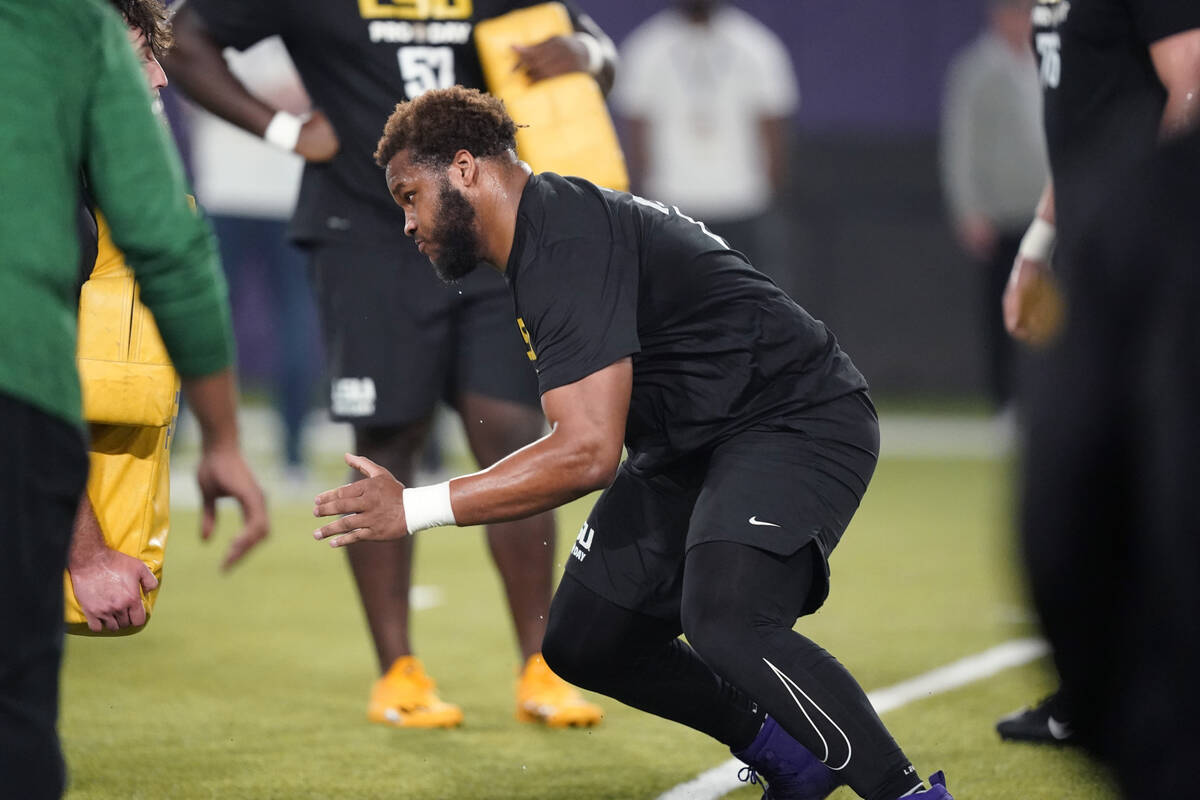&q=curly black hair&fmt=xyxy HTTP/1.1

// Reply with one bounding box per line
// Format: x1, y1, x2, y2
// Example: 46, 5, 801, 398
375, 87, 518, 169
107, 0, 173, 58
